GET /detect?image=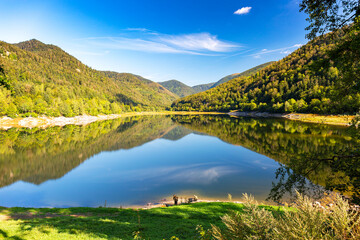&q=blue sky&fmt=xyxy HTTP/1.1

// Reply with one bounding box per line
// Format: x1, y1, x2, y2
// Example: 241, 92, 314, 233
0, 0, 308, 85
